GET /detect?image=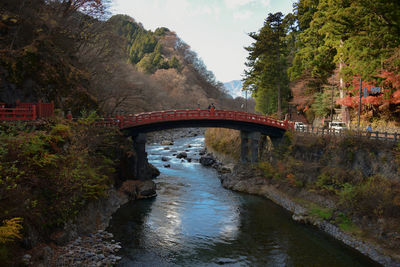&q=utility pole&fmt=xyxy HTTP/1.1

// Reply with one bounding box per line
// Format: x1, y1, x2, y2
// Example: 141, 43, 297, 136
358, 78, 362, 130
330, 86, 334, 123
245, 90, 248, 112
